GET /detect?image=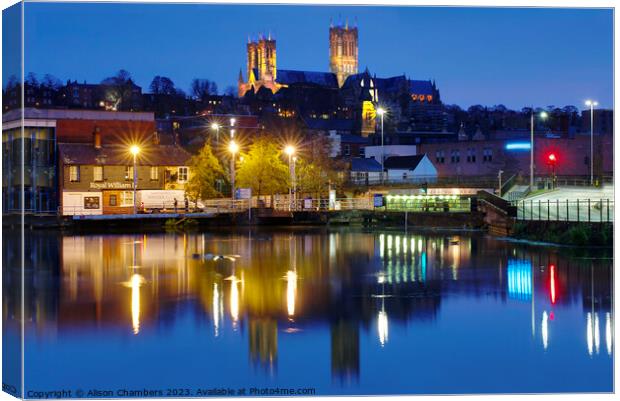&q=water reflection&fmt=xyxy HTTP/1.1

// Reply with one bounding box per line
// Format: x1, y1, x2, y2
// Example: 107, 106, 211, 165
4, 229, 613, 394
